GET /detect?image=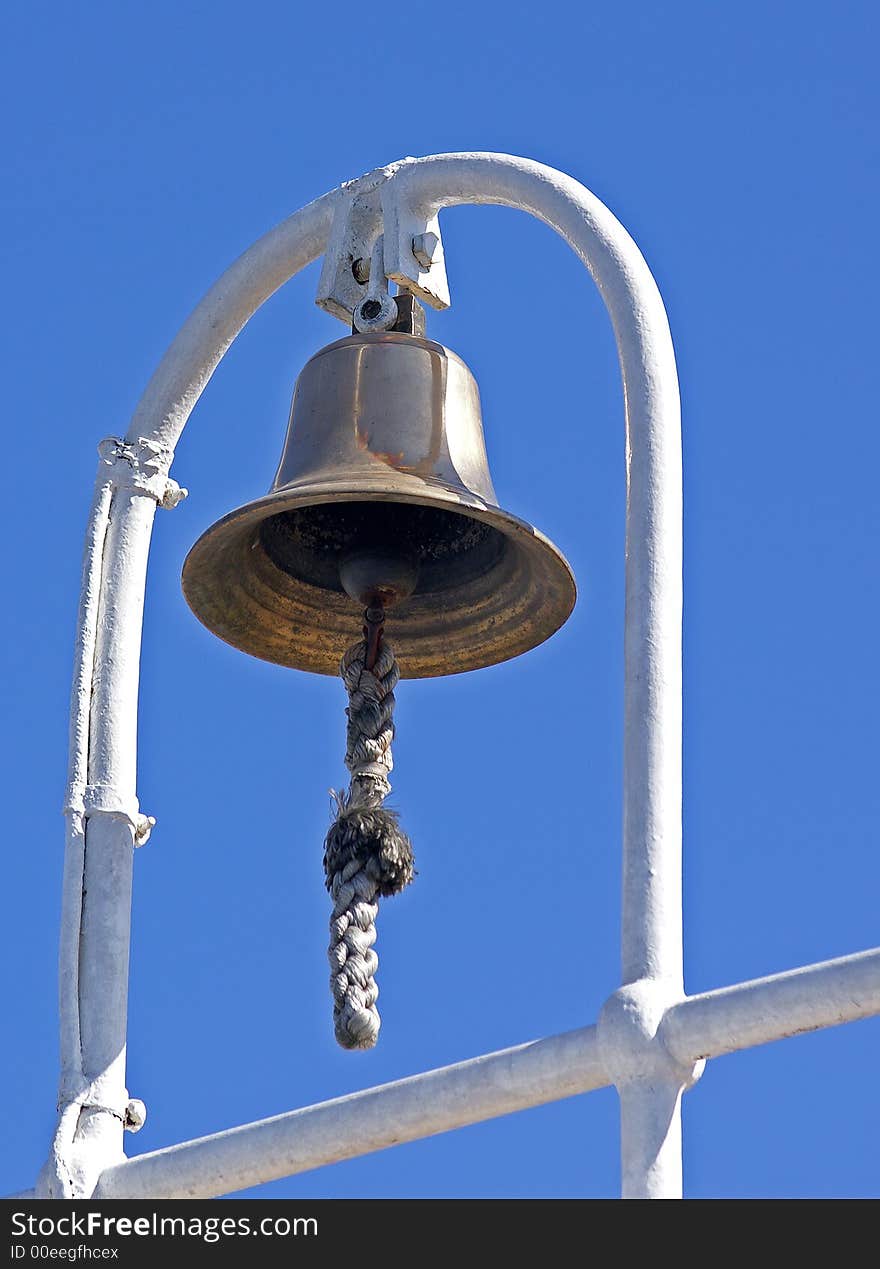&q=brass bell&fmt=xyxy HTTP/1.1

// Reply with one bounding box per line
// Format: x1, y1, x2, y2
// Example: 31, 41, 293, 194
182, 328, 576, 677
